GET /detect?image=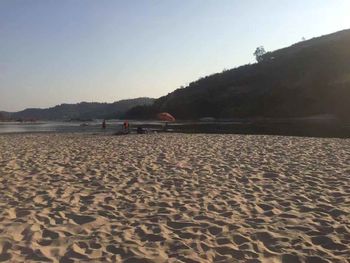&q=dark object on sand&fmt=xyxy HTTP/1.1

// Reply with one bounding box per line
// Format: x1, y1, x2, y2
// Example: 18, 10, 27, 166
137, 126, 146, 134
